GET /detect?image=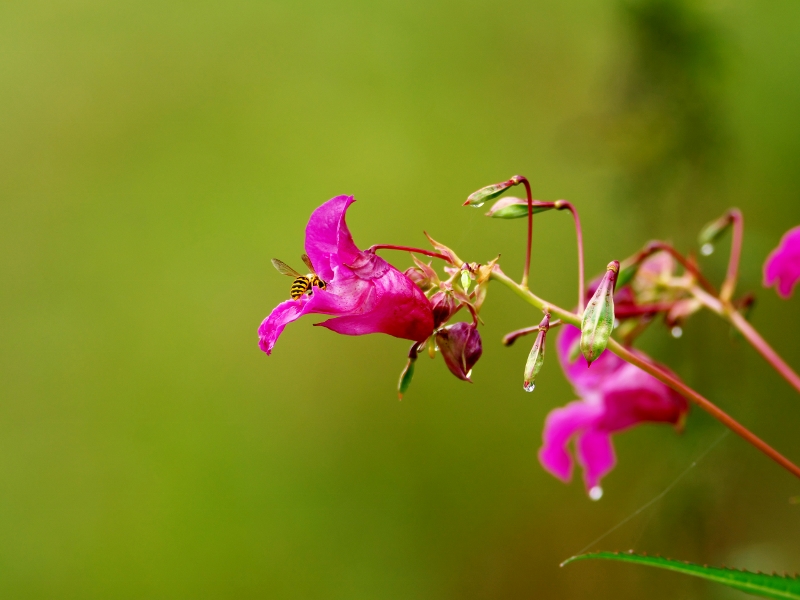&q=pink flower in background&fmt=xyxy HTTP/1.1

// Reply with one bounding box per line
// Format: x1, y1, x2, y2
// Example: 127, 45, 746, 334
538, 325, 688, 495
763, 225, 800, 299
258, 196, 434, 354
